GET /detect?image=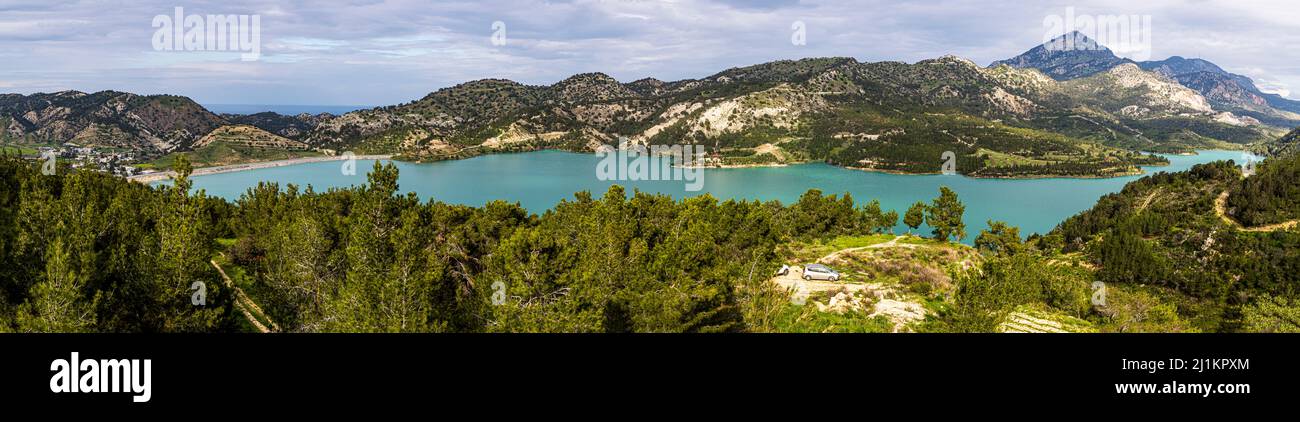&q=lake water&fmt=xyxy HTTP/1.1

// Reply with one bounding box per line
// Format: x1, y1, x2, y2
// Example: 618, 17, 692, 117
172, 149, 1243, 242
